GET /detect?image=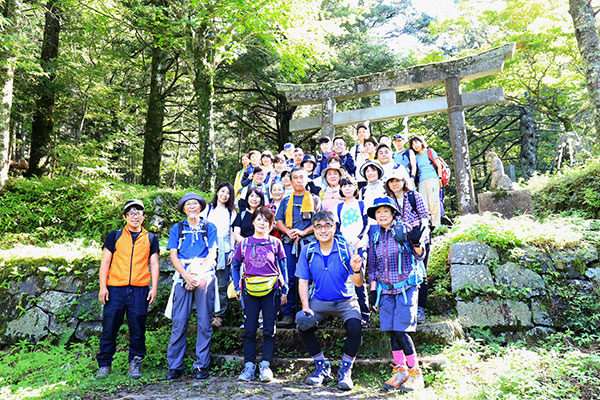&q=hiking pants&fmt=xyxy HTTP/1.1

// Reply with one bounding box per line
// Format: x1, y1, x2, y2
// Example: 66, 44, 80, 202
242, 289, 281, 363
281, 243, 297, 318
96, 285, 148, 367
167, 279, 215, 370
214, 265, 230, 318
